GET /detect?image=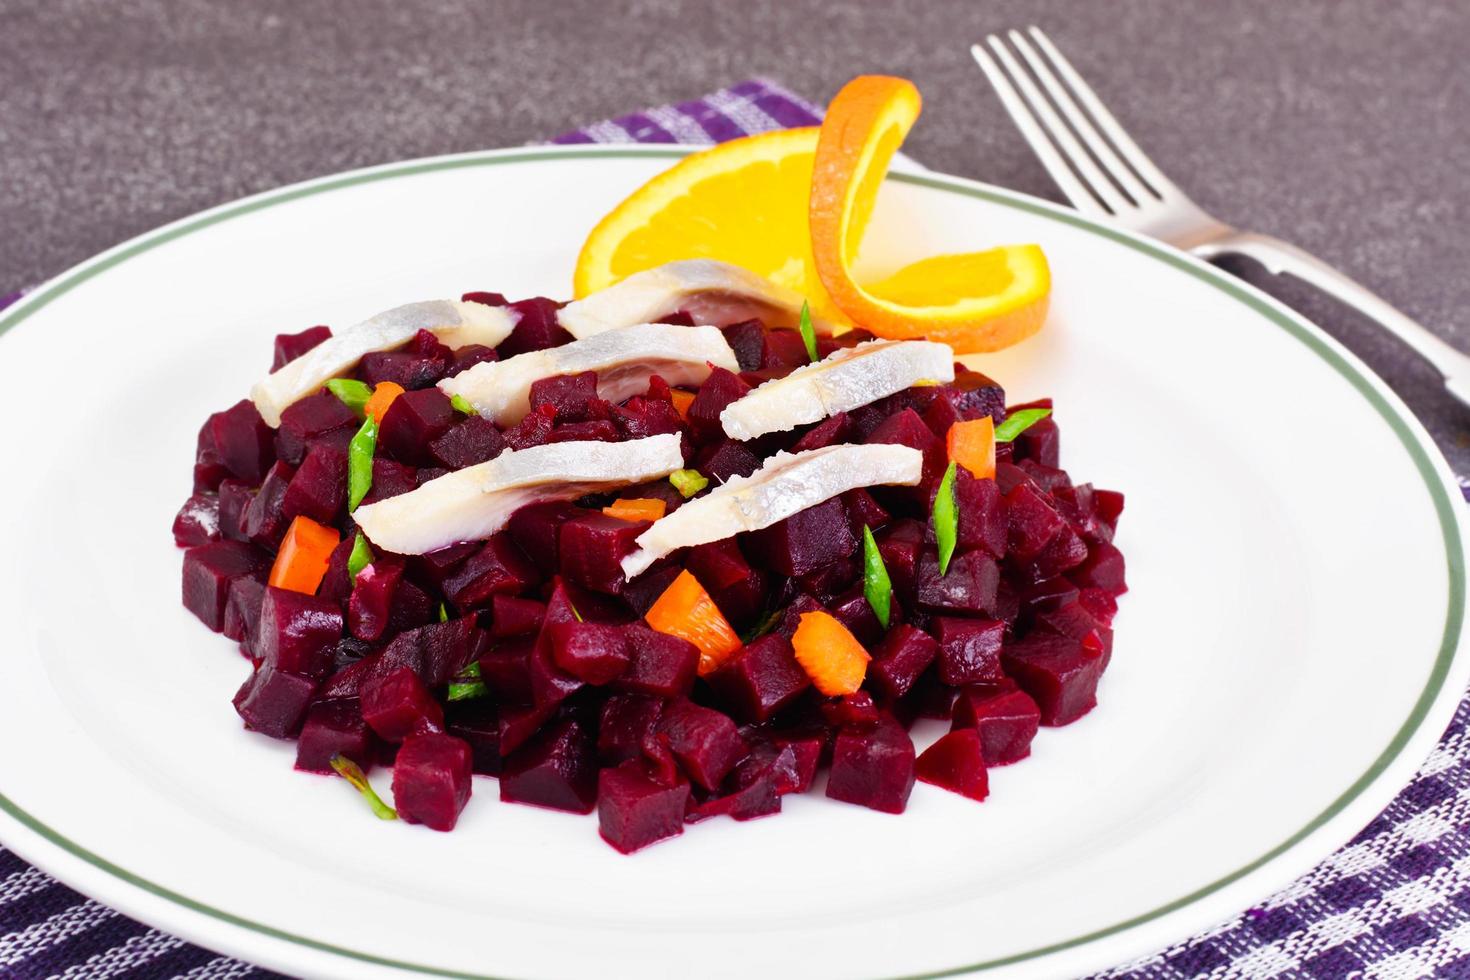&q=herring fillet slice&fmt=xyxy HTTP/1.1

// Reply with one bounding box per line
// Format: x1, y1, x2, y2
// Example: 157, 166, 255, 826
251, 300, 518, 426
719, 339, 956, 441
353, 433, 684, 555
558, 259, 840, 339
439, 322, 738, 425
621, 443, 924, 579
